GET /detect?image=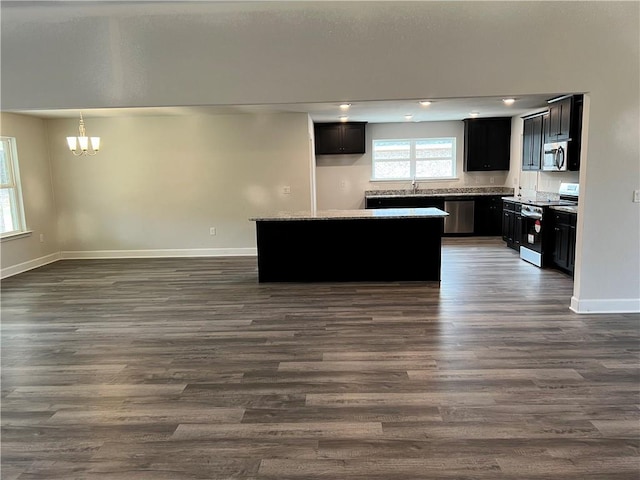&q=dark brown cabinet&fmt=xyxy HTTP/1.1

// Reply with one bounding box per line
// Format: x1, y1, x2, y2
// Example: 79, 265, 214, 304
474, 195, 503, 236
543, 94, 584, 171
365, 196, 444, 210
502, 200, 522, 251
464, 117, 511, 171
314, 122, 366, 155
549, 210, 577, 276
522, 113, 545, 171
545, 97, 572, 142
366, 194, 505, 237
